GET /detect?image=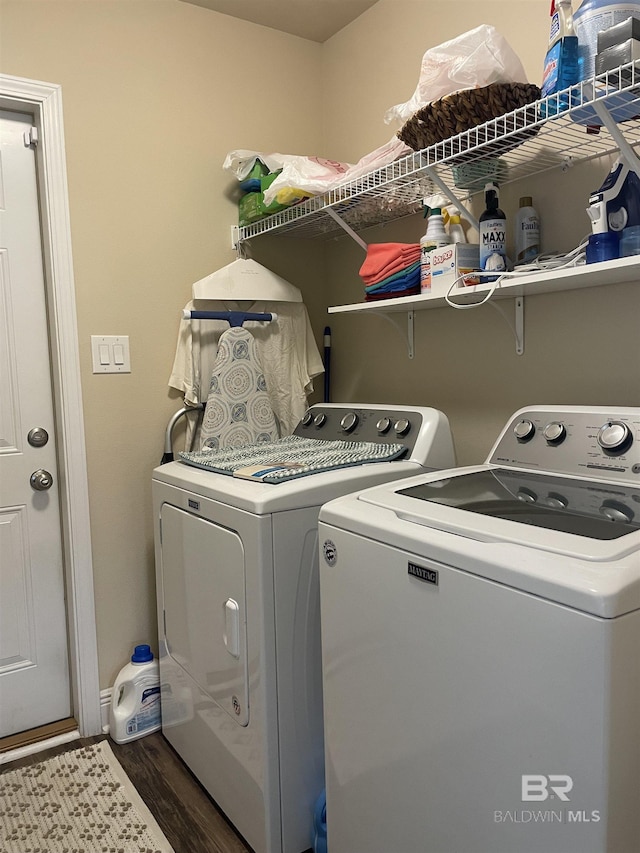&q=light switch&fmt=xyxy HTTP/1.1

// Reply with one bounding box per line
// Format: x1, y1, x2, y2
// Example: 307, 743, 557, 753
91, 336, 131, 373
